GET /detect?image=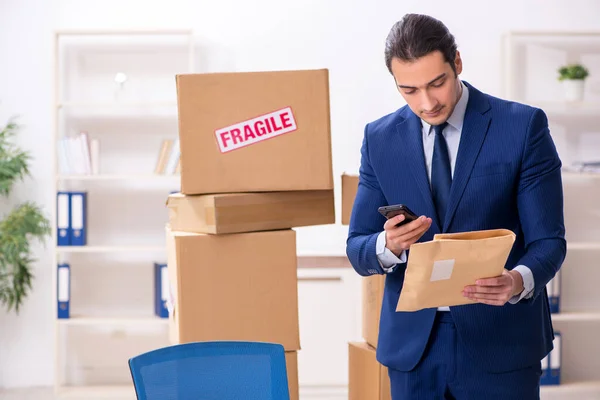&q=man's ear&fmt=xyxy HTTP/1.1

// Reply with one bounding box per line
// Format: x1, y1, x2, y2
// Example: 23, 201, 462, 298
454, 50, 463, 76
392, 75, 401, 93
